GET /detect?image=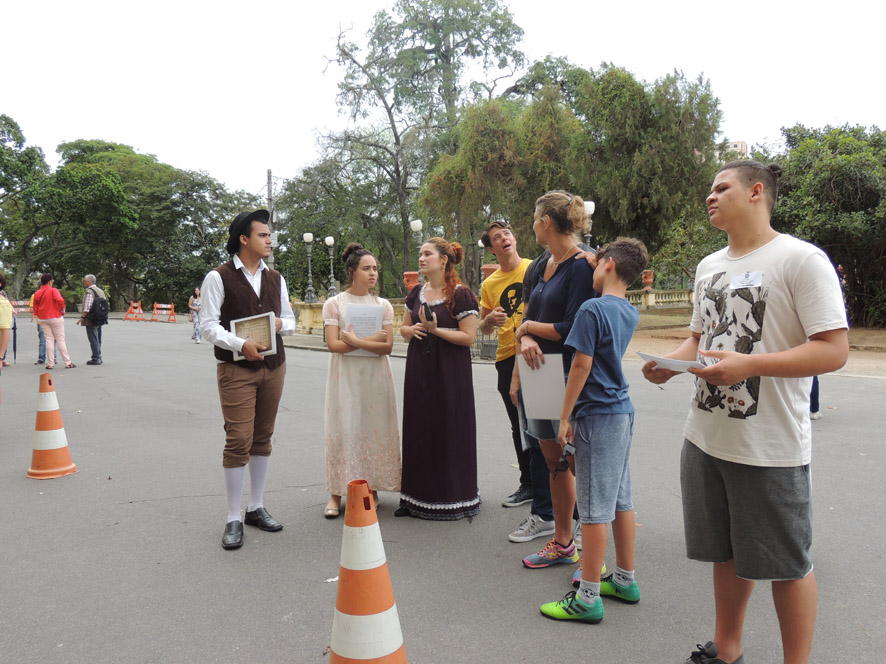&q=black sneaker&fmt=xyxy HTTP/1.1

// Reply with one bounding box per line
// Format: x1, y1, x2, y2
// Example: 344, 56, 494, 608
502, 485, 532, 507
685, 641, 745, 664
